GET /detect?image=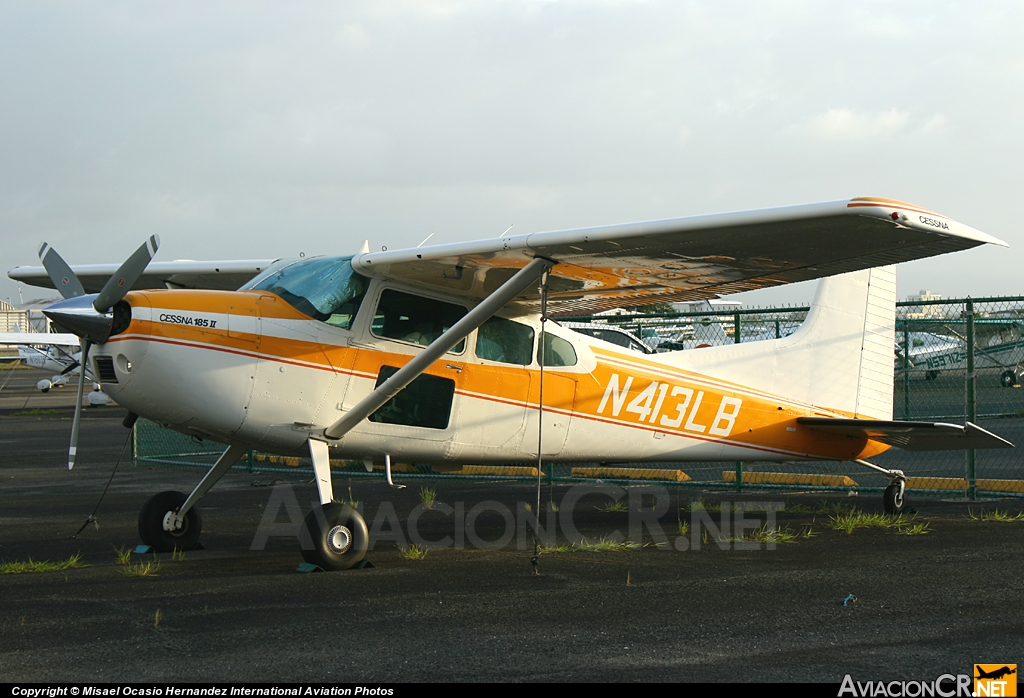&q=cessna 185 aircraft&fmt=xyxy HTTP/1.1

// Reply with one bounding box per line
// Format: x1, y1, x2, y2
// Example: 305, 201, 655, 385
8, 196, 1014, 571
